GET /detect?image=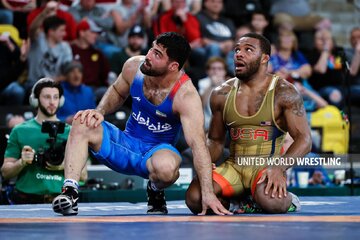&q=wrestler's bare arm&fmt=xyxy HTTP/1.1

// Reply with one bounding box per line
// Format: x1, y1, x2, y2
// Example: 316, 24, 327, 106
275, 79, 312, 160
173, 81, 214, 191
96, 56, 144, 115
207, 80, 233, 163
174, 81, 232, 215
